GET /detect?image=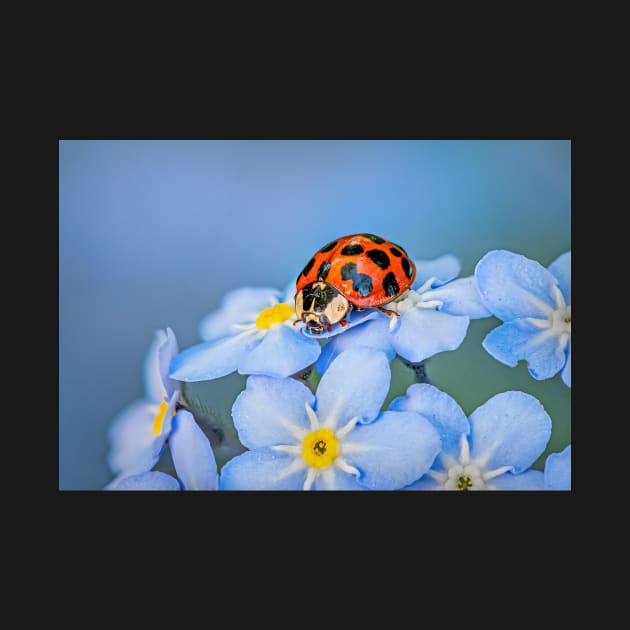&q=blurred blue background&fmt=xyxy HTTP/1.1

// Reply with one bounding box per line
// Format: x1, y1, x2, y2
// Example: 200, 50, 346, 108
59, 140, 571, 490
